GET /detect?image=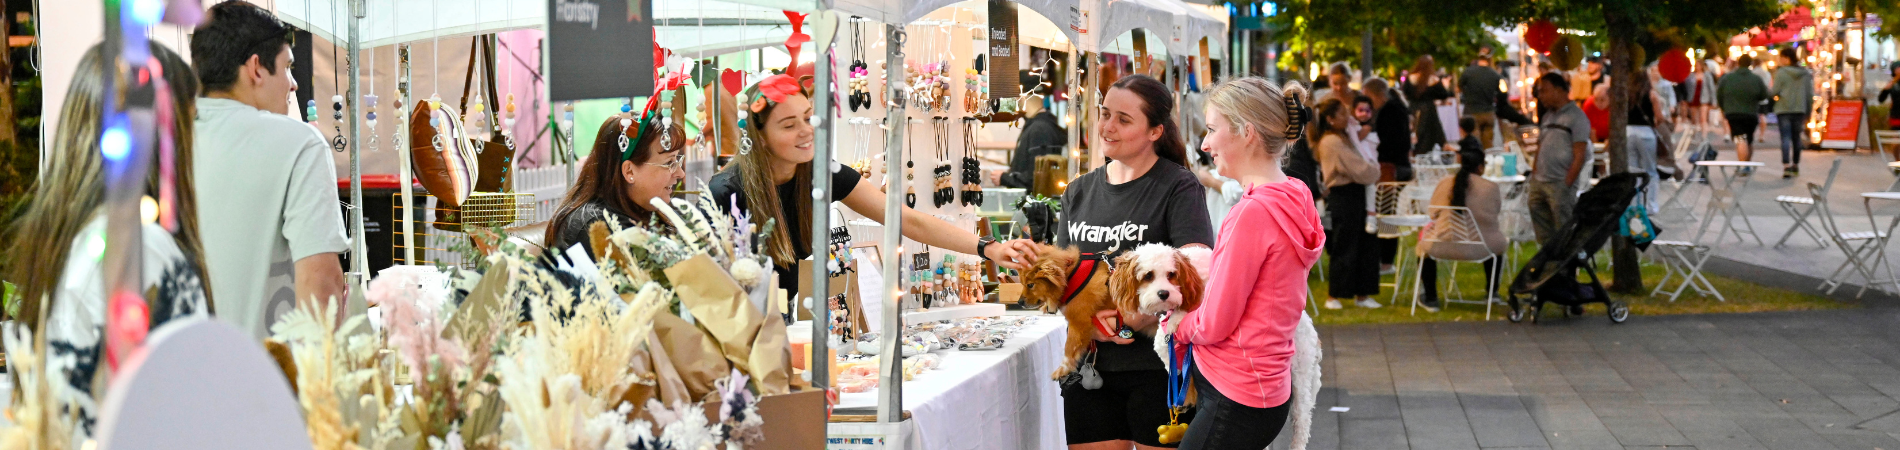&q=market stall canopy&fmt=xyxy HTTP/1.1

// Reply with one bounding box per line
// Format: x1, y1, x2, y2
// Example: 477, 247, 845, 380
1176, 3, 1224, 55
1732, 5, 1813, 47
830, 0, 1081, 46
274, 0, 825, 48
1093, 0, 1181, 53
